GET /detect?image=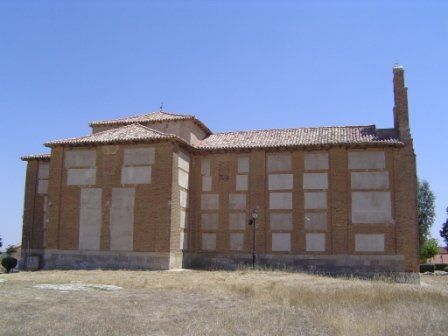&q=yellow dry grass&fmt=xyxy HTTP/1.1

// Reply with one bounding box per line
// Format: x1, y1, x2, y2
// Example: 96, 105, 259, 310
0, 269, 447, 336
